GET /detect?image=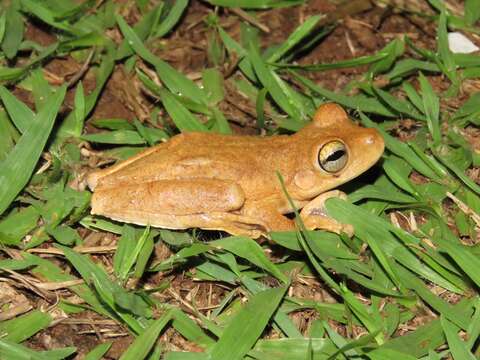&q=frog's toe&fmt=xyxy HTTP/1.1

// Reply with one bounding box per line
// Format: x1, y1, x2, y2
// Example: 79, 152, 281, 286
341, 223, 355, 238
300, 211, 354, 237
